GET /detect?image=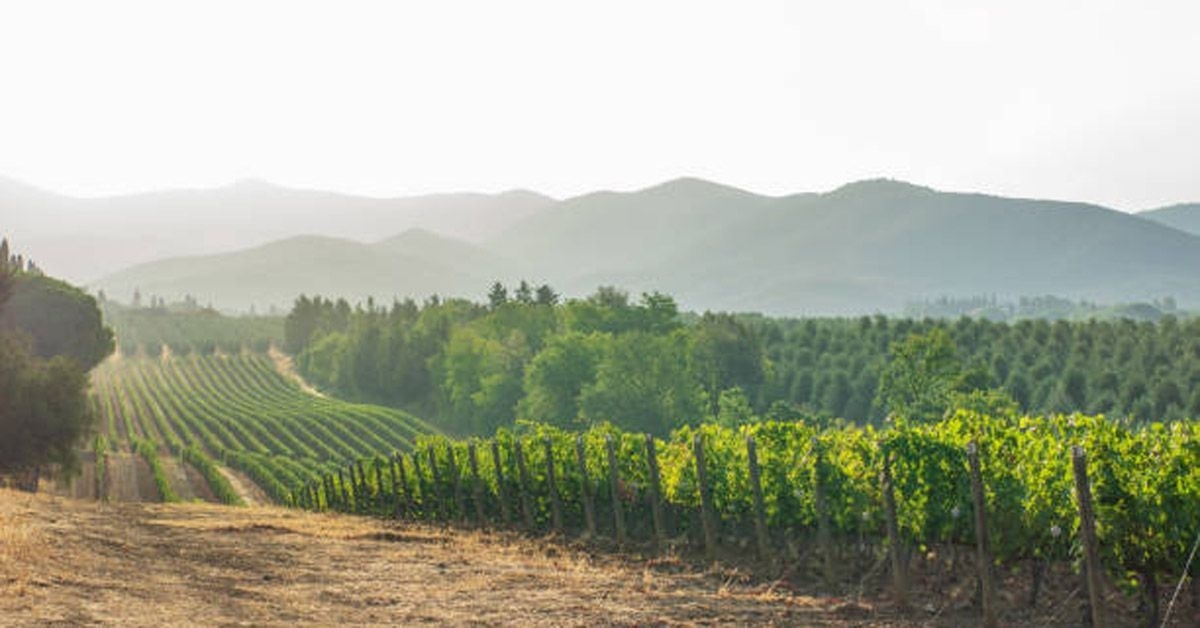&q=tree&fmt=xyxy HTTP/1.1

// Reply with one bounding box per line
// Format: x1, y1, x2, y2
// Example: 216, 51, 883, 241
534, 284, 559, 306
579, 330, 702, 435
0, 244, 104, 483
487, 281, 509, 309
518, 332, 604, 427
877, 328, 963, 423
